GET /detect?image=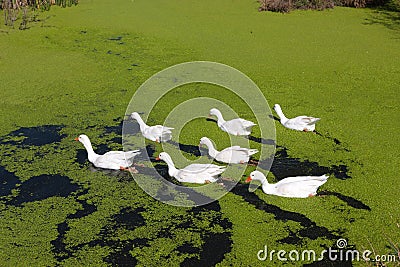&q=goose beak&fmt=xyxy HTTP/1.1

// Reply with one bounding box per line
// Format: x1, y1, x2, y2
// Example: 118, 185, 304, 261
74, 137, 79, 141
245, 177, 252, 183
208, 114, 211, 118
155, 157, 160, 161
